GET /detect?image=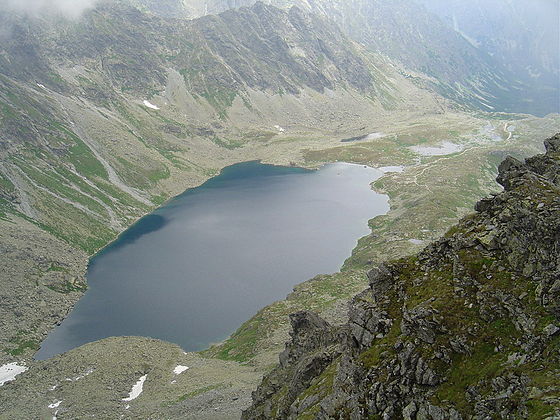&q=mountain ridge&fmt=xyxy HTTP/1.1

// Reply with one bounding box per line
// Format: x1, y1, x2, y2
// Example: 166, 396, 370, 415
130, 0, 559, 116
